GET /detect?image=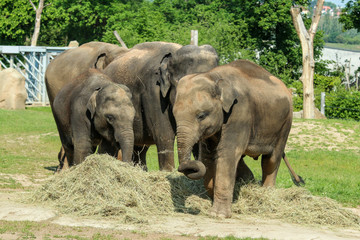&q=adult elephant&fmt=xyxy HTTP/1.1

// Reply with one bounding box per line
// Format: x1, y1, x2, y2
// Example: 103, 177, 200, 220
173, 60, 303, 218
103, 42, 219, 171
45, 41, 128, 105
